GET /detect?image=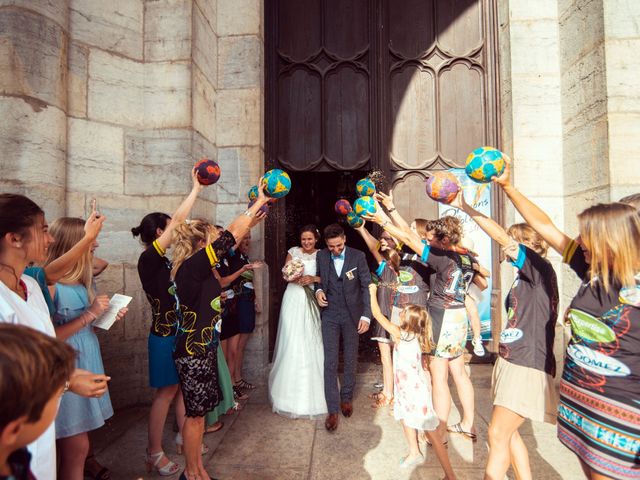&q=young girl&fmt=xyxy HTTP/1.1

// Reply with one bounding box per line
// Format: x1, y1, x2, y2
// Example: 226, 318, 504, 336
451, 191, 559, 480
46, 217, 127, 480
494, 158, 640, 480
369, 284, 455, 478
